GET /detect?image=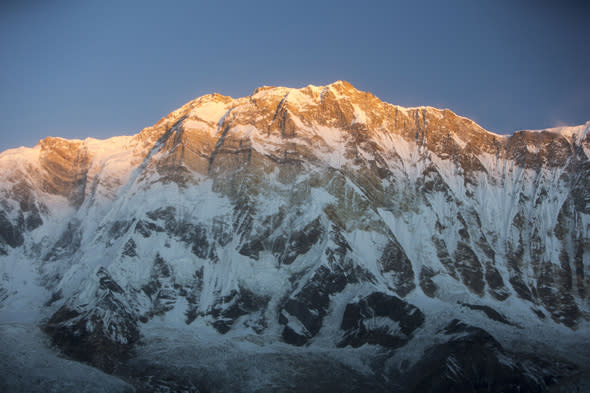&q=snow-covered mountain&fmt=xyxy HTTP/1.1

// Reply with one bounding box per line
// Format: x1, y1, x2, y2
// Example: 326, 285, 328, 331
1, 81, 589, 392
